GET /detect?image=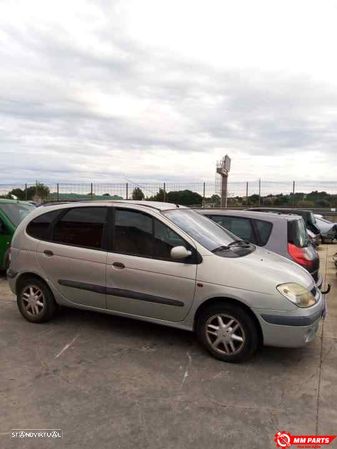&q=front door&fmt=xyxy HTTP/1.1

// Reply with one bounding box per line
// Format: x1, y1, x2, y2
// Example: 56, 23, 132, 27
106, 208, 197, 322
